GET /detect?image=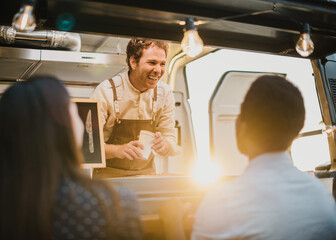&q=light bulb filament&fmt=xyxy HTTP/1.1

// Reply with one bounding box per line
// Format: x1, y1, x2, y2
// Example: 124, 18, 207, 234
181, 18, 204, 58
20, 12, 29, 31
12, 5, 36, 32
181, 30, 203, 57
295, 23, 314, 57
